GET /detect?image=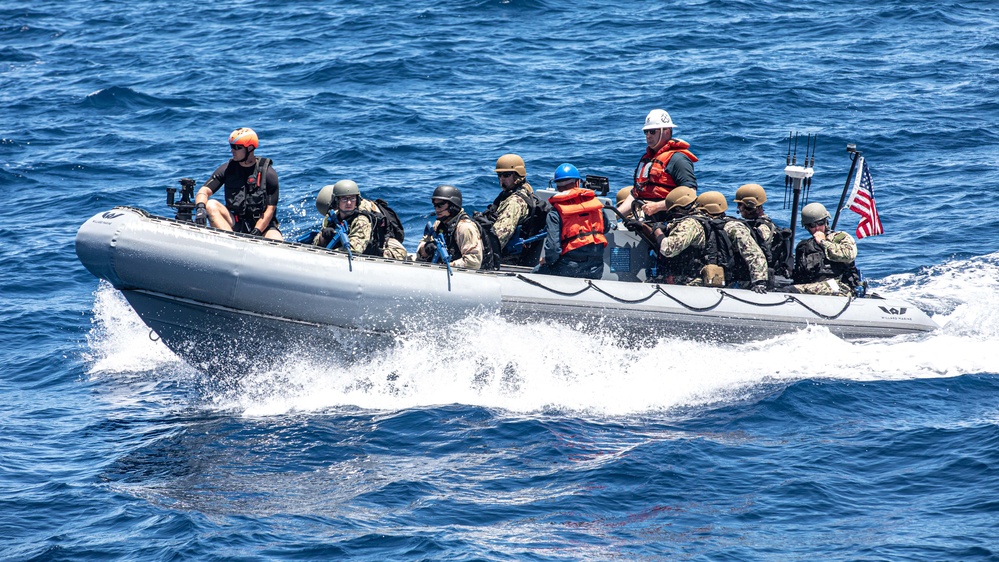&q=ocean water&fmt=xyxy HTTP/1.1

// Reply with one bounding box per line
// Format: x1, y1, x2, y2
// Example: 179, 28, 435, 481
3, 0, 999, 559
